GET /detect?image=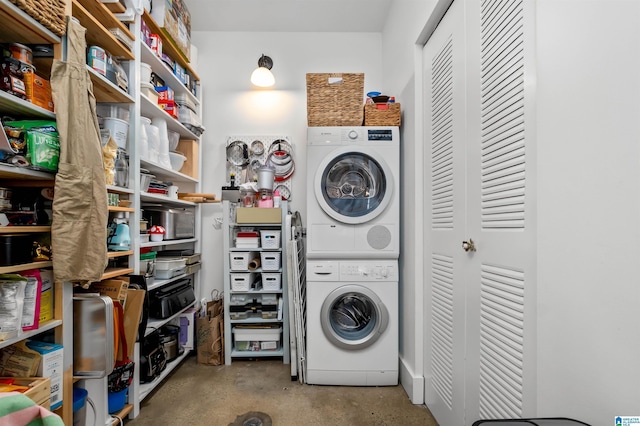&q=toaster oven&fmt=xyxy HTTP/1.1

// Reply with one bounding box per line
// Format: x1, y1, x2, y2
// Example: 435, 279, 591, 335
145, 207, 195, 240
